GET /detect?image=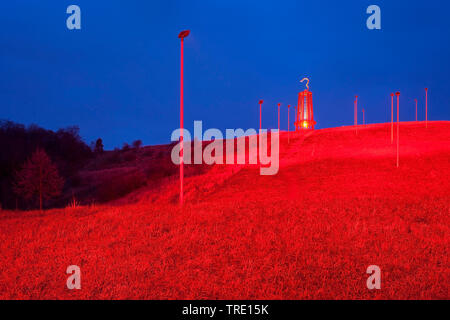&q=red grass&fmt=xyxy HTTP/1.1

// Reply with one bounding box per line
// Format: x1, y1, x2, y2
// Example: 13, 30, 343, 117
0, 121, 449, 299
